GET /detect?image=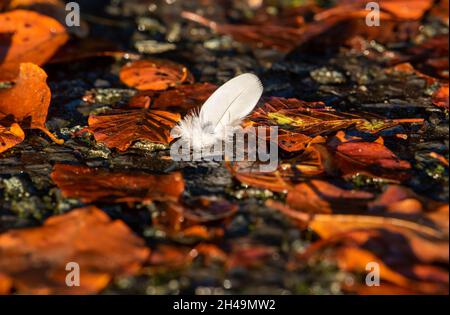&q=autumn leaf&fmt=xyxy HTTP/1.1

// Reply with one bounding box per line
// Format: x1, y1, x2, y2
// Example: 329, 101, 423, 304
226, 242, 277, 270
227, 139, 332, 192
0, 206, 150, 294
120, 59, 194, 91
7, 0, 89, 38
333, 141, 412, 180
432, 84, 449, 110
51, 164, 185, 204
316, 0, 433, 21
0, 63, 63, 144
129, 83, 217, 114
182, 11, 303, 52
286, 180, 374, 214
0, 9, 68, 81
0, 122, 24, 153
50, 37, 138, 64
152, 198, 237, 241
88, 107, 180, 151
249, 97, 416, 137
